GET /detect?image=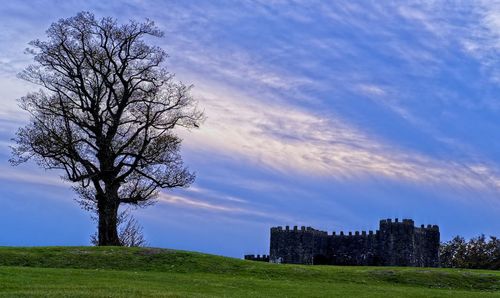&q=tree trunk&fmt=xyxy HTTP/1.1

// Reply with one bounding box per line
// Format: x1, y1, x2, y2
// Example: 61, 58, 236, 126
97, 193, 121, 246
